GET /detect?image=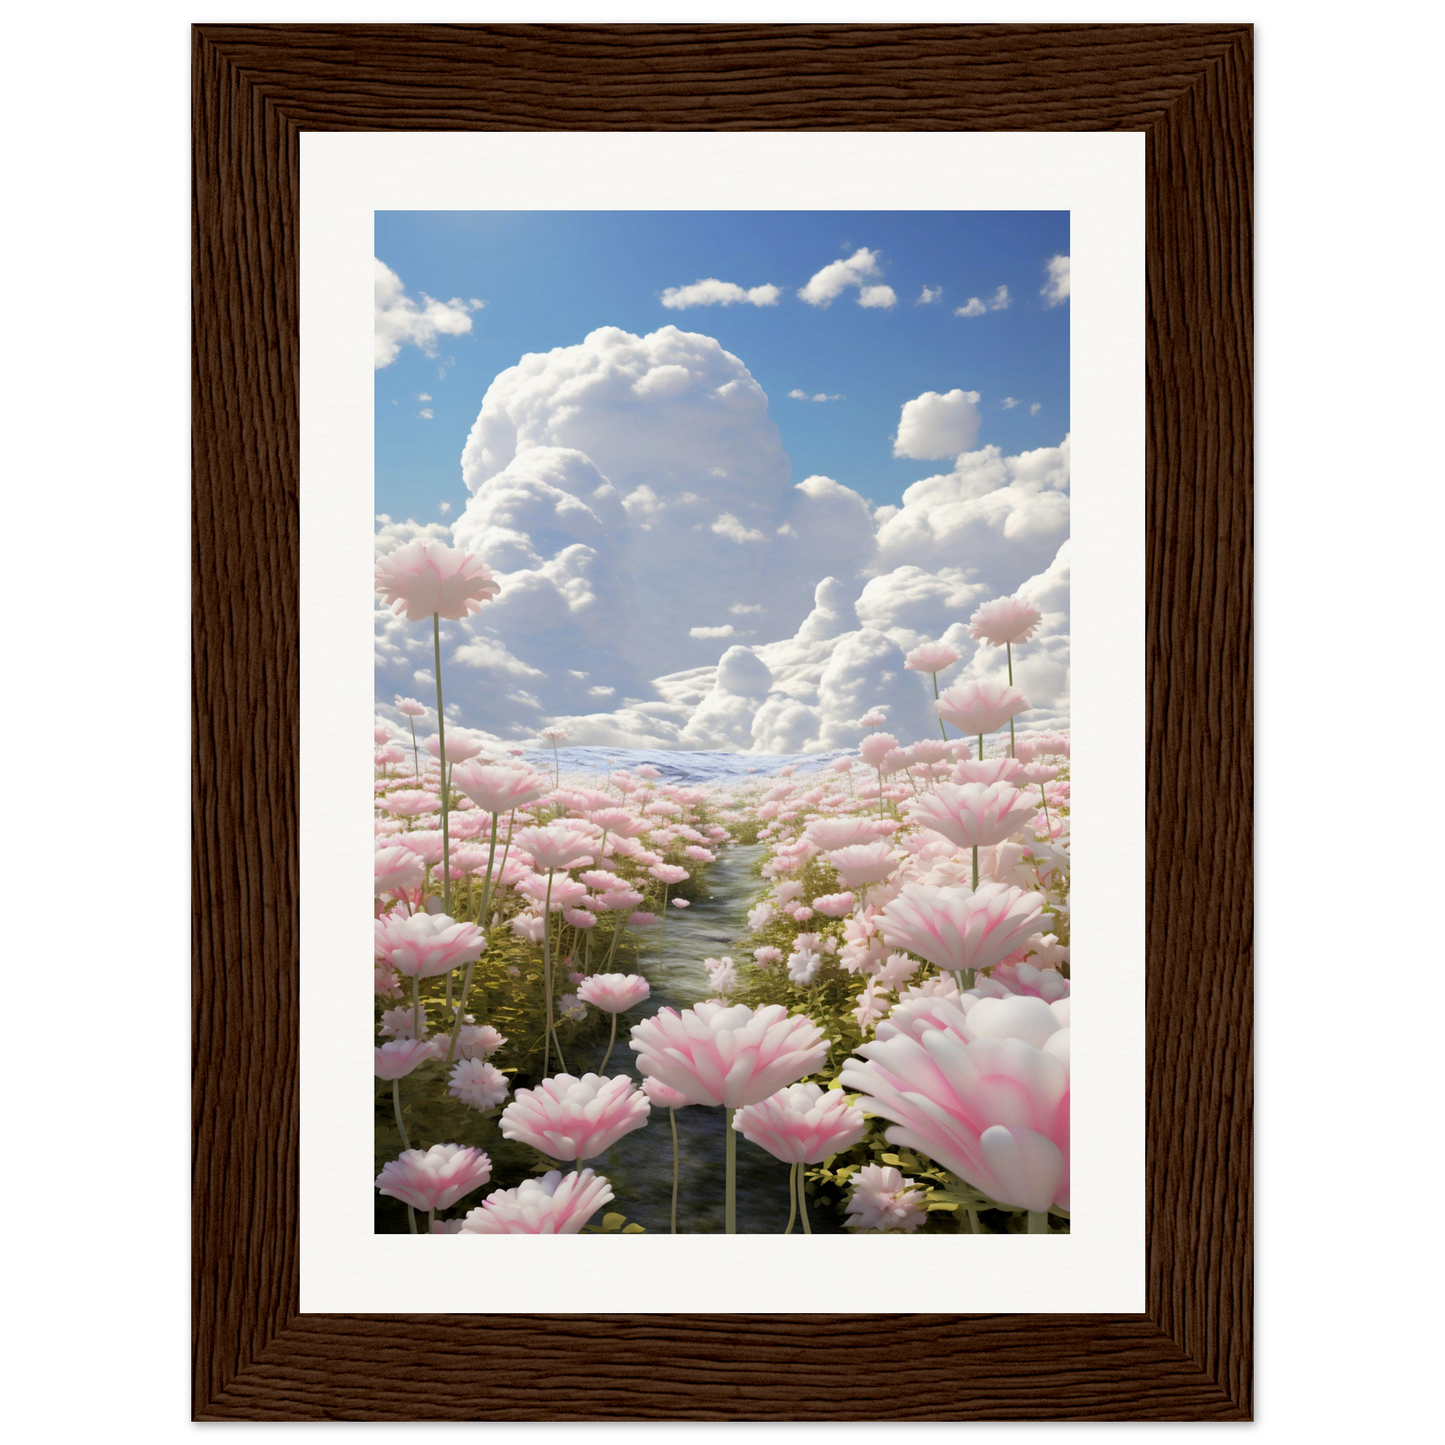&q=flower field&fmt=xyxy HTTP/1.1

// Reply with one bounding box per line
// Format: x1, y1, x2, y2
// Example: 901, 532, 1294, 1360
374, 541, 1070, 1235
